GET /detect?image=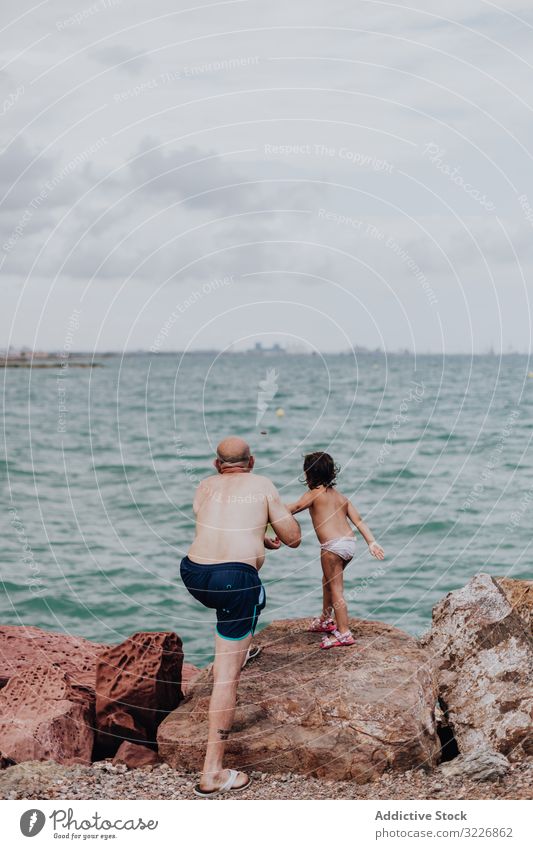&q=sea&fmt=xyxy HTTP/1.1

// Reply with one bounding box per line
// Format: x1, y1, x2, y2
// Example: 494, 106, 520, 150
2, 352, 532, 665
